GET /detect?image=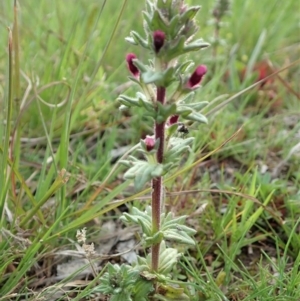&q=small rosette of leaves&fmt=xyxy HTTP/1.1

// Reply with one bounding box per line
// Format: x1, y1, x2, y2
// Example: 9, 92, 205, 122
121, 206, 196, 247
94, 263, 153, 301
